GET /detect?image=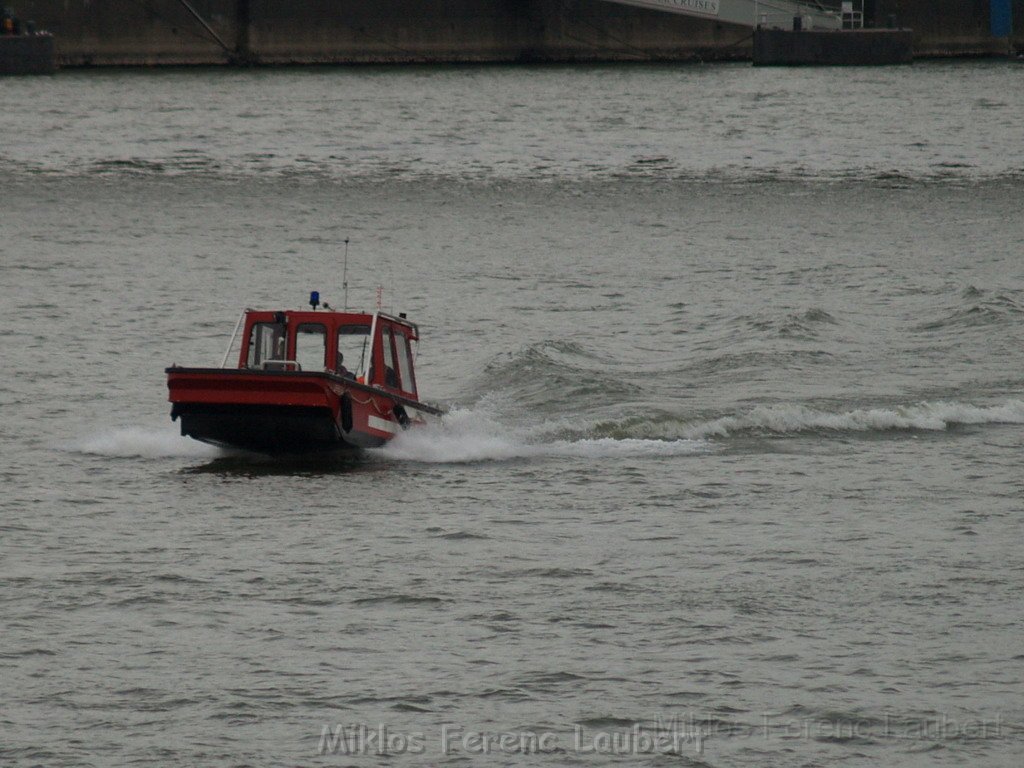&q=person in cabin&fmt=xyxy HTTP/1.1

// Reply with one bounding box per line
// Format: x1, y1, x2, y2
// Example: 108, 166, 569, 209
335, 352, 355, 380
